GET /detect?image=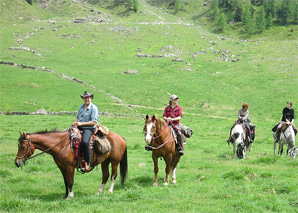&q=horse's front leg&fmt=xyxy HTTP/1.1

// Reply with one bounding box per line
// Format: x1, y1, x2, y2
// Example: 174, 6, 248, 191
152, 154, 158, 187
273, 133, 277, 155
278, 142, 283, 155
233, 144, 236, 159
59, 166, 75, 199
